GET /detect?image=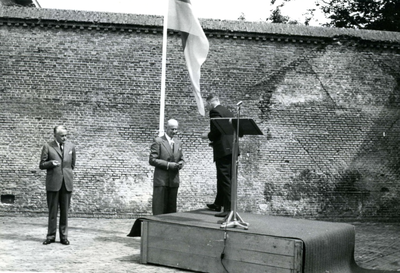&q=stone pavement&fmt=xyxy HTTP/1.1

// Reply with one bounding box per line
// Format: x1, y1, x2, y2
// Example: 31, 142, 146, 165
0, 216, 399, 272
